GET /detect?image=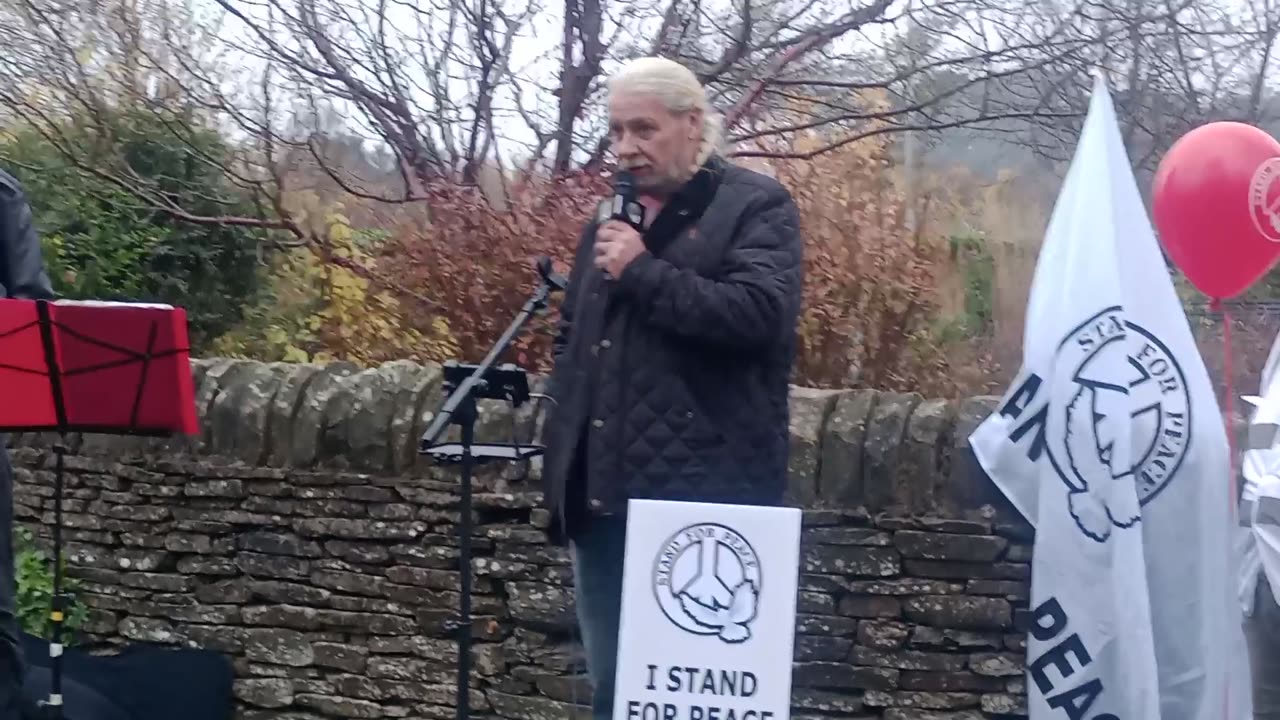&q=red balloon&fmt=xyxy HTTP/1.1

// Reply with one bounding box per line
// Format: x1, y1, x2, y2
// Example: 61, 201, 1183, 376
1152, 121, 1280, 299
